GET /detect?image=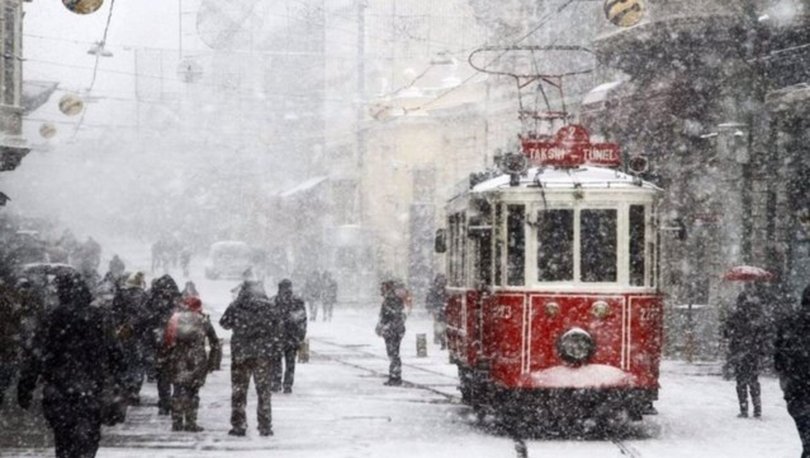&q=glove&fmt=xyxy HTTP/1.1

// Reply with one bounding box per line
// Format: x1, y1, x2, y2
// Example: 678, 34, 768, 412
18, 392, 32, 410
